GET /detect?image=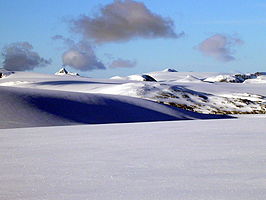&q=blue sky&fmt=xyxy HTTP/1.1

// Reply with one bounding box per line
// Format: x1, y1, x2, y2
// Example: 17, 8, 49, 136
1, 0, 266, 77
